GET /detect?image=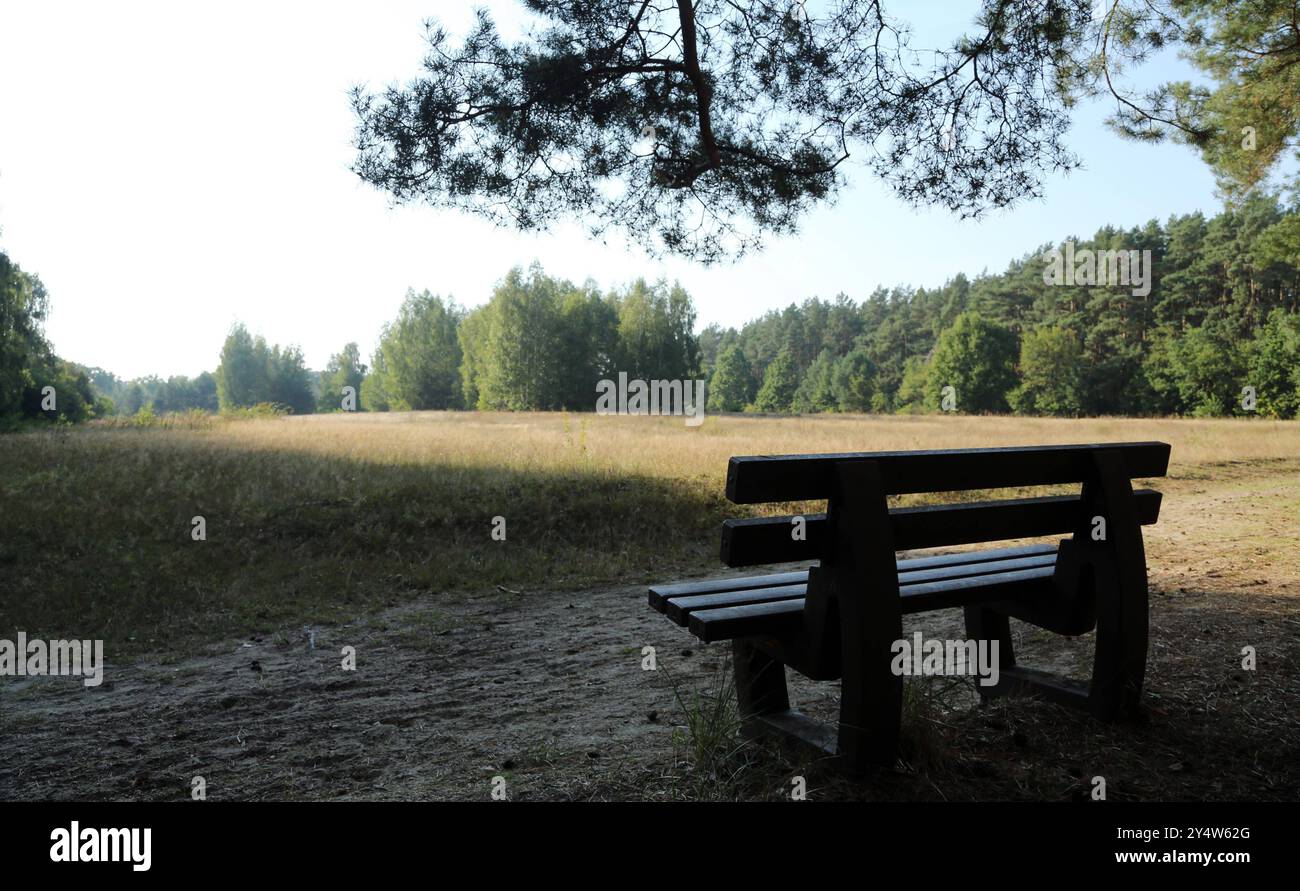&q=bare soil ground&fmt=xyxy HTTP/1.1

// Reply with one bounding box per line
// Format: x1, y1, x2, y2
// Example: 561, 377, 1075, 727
3, 463, 1296, 801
